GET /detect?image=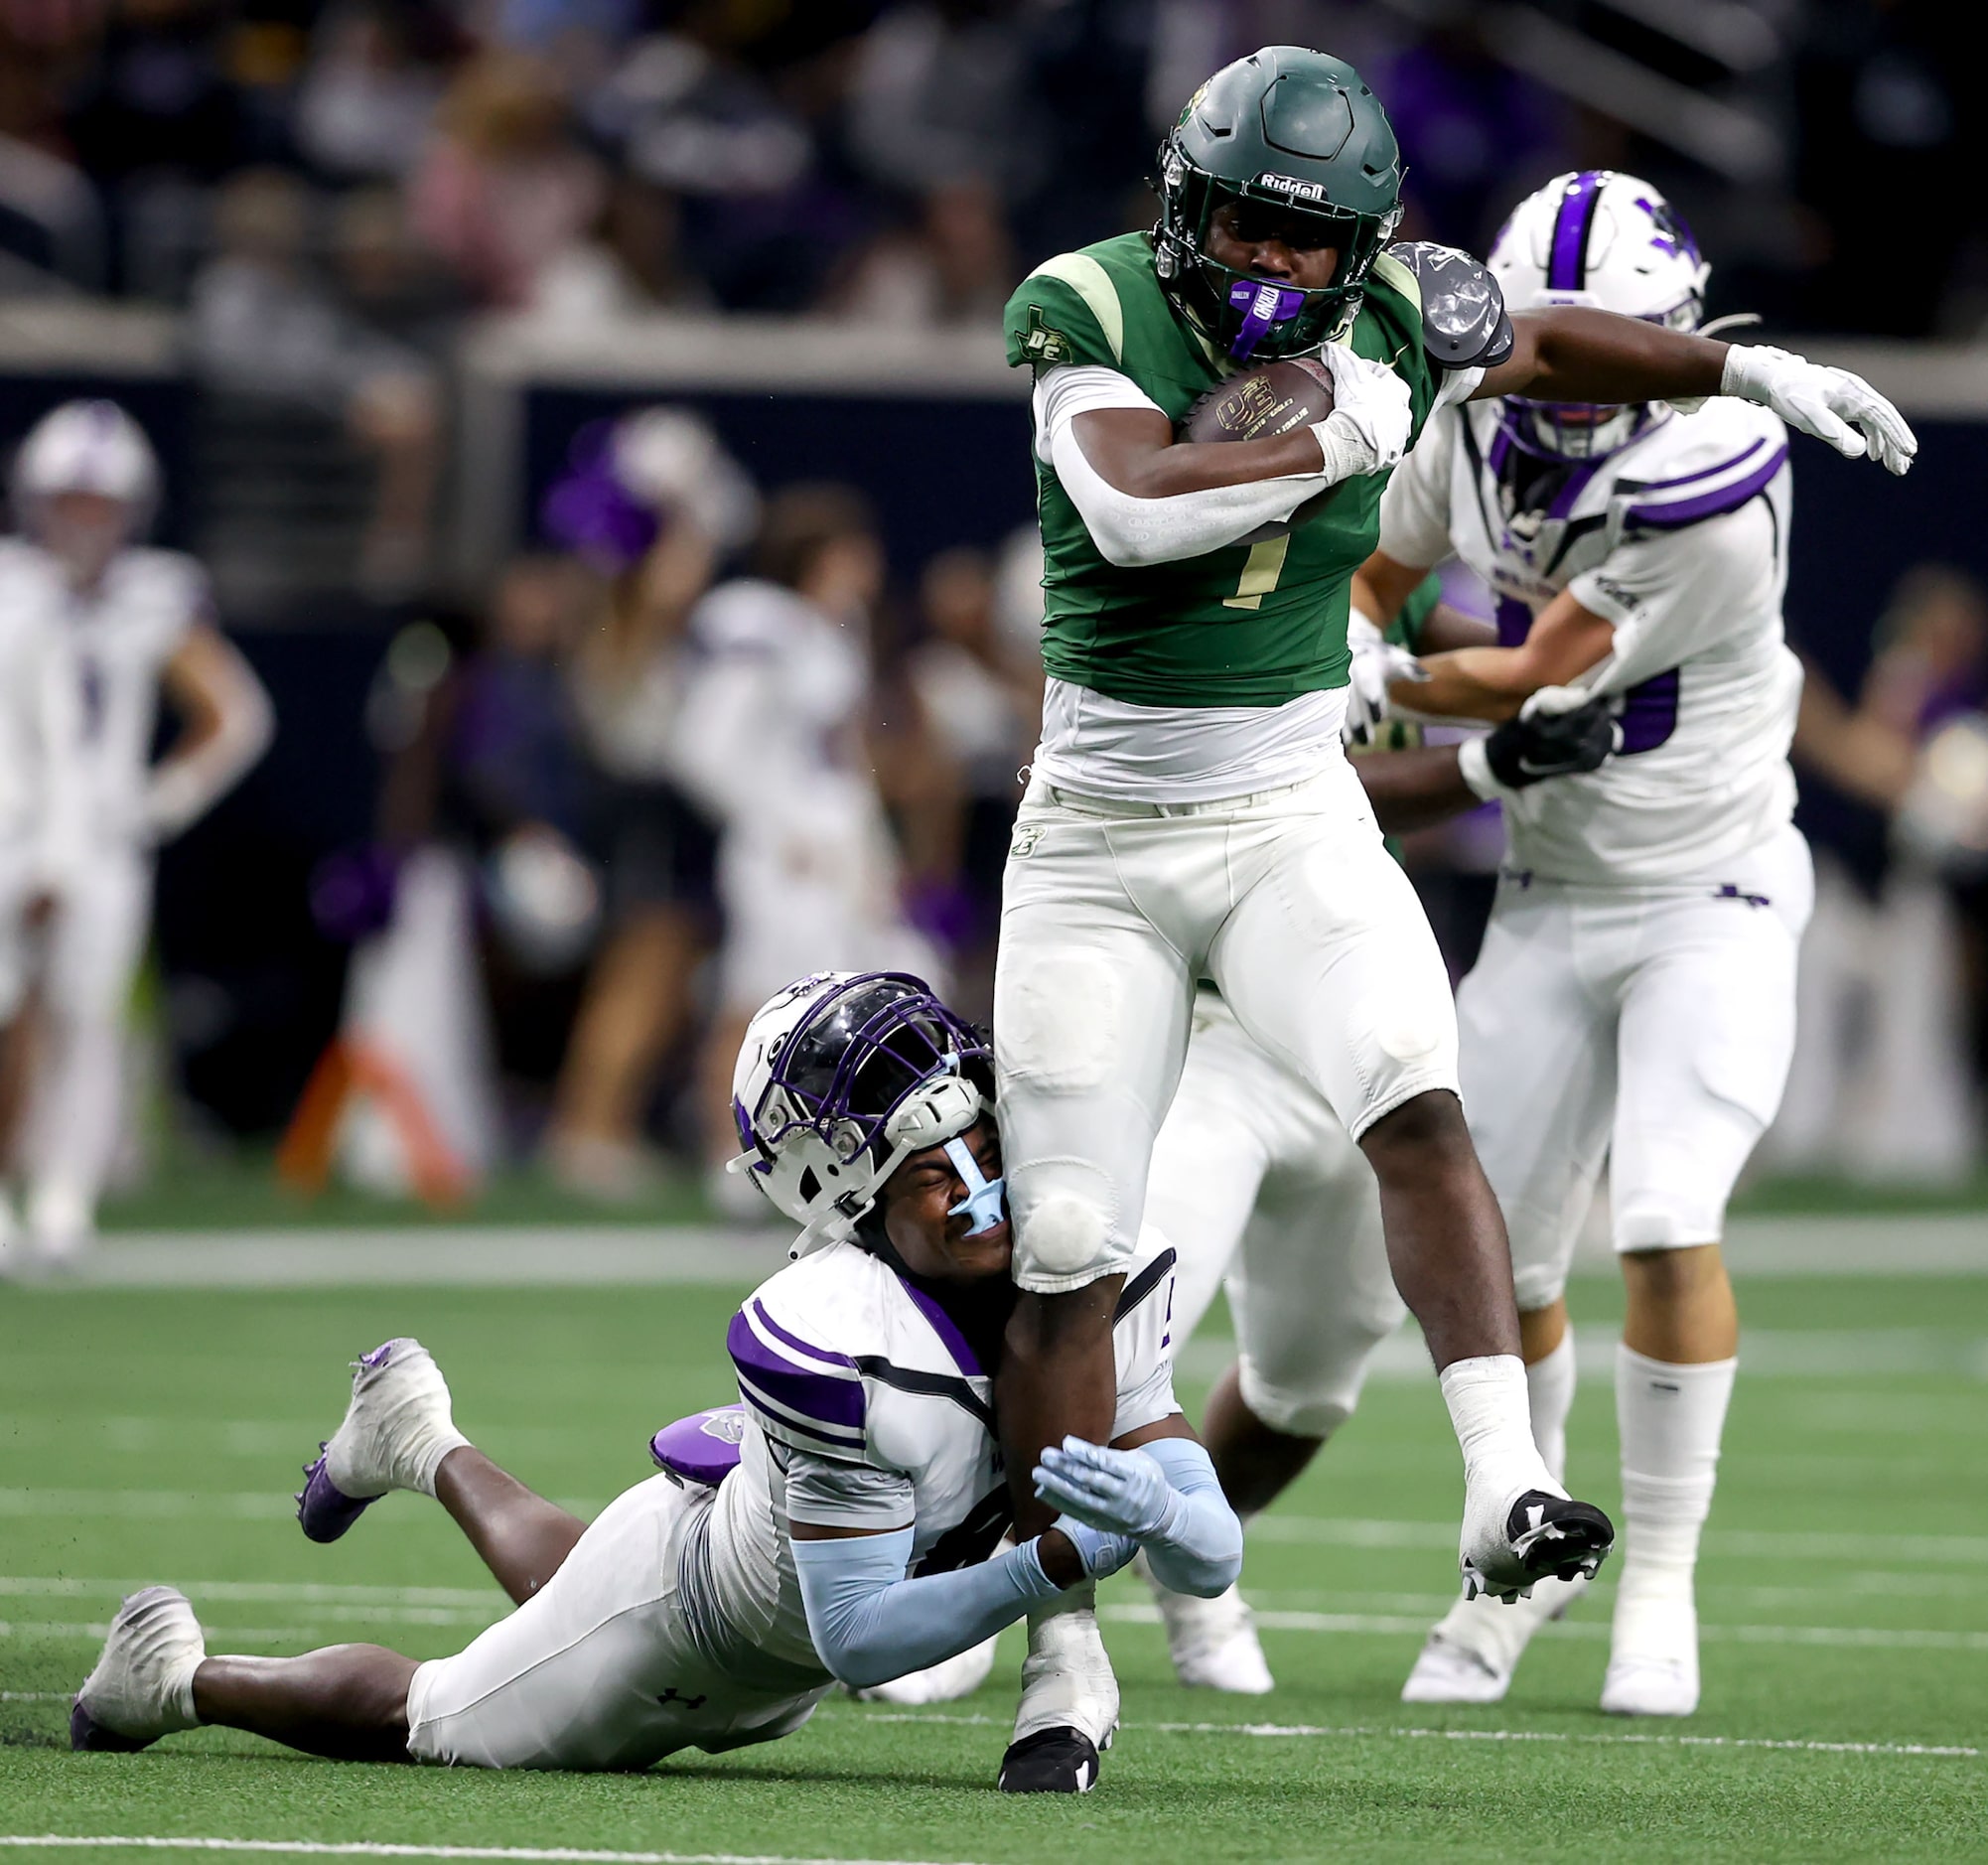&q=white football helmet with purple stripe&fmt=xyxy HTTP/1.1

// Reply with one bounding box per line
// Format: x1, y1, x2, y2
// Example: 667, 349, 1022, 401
1488, 171, 1712, 461
729, 971, 997, 1256
12, 398, 159, 523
